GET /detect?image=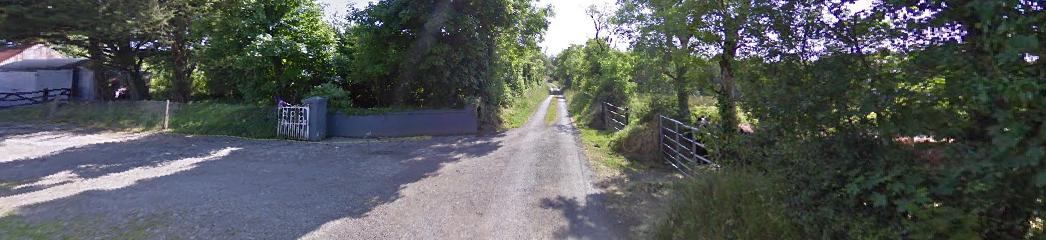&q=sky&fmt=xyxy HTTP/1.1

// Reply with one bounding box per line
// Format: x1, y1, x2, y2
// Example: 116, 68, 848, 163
317, 0, 613, 55
317, 0, 874, 55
